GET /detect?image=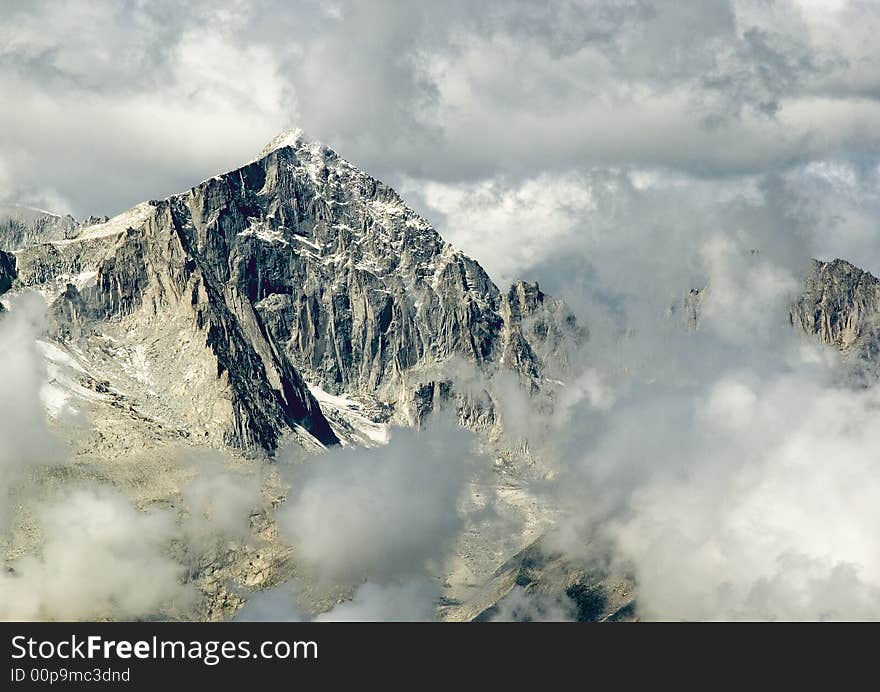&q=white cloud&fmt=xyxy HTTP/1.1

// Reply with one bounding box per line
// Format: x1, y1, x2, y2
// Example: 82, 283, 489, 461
276, 421, 476, 586
0, 487, 193, 620
0, 293, 64, 529
534, 226, 880, 619
234, 585, 303, 622
180, 452, 263, 550
411, 173, 595, 287
314, 580, 439, 622
604, 373, 880, 620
